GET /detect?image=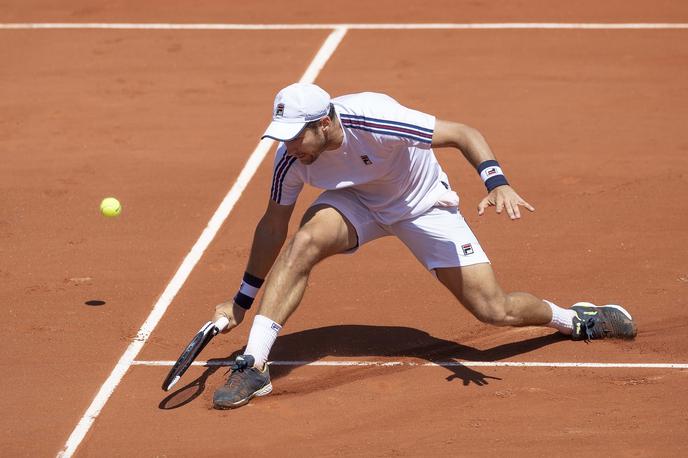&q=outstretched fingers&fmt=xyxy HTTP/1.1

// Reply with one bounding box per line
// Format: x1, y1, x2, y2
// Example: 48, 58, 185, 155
495, 195, 505, 215
477, 196, 492, 216
512, 196, 535, 220
521, 198, 535, 212
506, 199, 518, 219
477, 186, 535, 220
